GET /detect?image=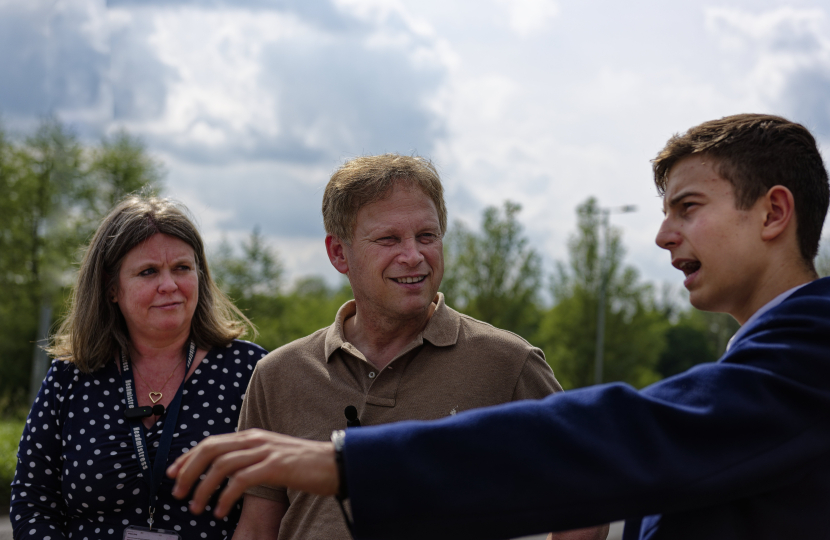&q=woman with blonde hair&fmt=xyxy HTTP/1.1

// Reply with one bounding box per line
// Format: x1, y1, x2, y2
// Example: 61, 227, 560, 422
11, 194, 267, 539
